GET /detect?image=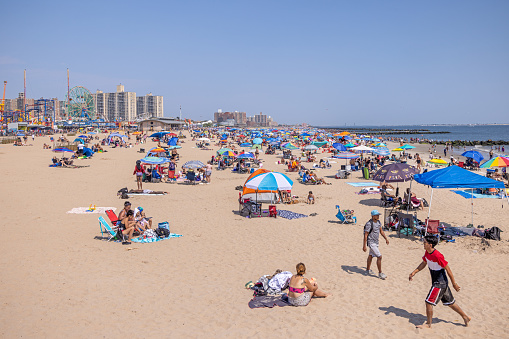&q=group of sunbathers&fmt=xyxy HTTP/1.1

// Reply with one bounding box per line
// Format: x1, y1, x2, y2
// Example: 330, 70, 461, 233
116, 201, 153, 244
